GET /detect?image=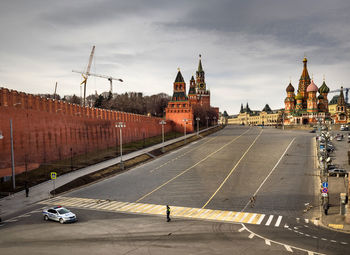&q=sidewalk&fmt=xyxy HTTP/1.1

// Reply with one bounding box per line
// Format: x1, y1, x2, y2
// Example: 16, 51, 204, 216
0, 126, 218, 220
315, 130, 350, 233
